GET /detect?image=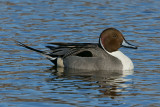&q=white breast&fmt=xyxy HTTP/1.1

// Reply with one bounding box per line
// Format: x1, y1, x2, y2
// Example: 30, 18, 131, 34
109, 51, 134, 70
